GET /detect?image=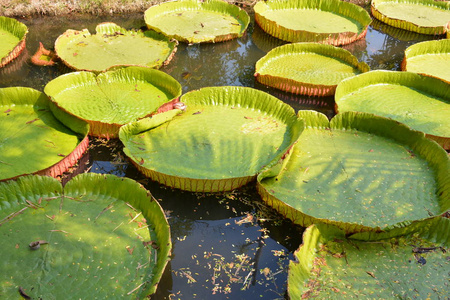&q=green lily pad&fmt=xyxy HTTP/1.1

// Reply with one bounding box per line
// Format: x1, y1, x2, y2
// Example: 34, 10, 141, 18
254, 0, 371, 45
0, 16, 28, 68
120, 86, 304, 192
144, 0, 250, 44
257, 111, 449, 235
288, 221, 450, 299
0, 87, 89, 182
54, 22, 177, 72
402, 39, 450, 83
371, 0, 450, 35
255, 43, 369, 96
335, 70, 450, 150
44, 67, 182, 138
0, 173, 171, 298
